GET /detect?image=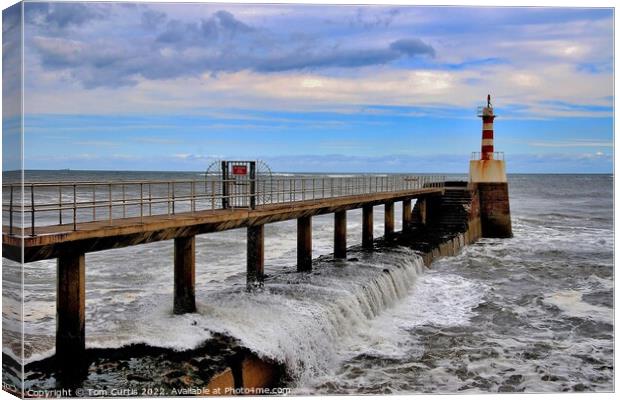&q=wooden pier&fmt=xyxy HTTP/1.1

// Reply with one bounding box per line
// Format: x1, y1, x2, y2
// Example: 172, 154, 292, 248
2, 174, 445, 373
